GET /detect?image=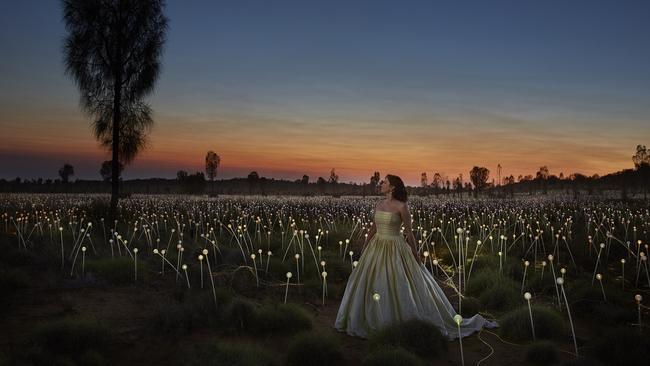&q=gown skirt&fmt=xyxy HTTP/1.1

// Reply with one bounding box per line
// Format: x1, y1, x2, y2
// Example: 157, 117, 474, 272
334, 210, 497, 339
